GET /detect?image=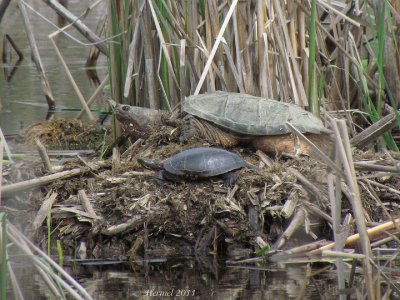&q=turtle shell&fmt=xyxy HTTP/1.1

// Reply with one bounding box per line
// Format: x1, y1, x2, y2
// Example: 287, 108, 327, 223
163, 147, 245, 177
183, 91, 330, 135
